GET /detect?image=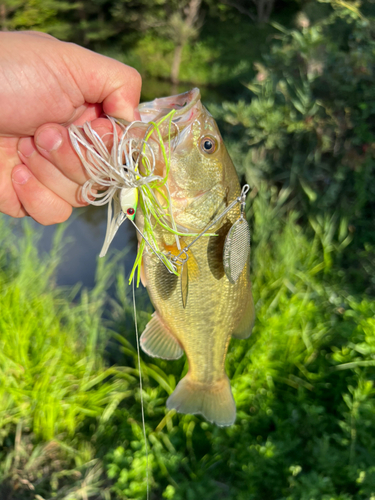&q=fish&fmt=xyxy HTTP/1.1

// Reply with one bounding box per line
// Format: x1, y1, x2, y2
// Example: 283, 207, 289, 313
137, 88, 255, 427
